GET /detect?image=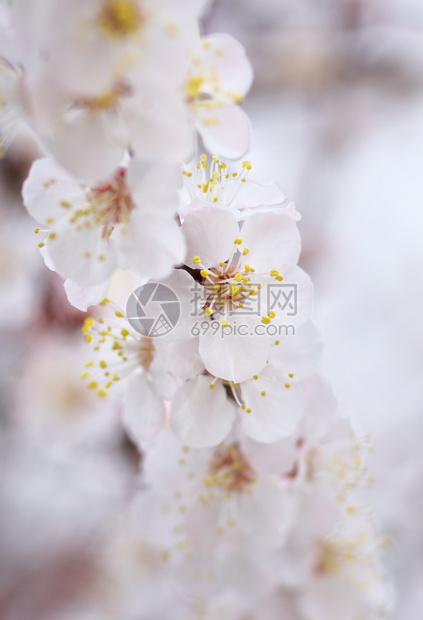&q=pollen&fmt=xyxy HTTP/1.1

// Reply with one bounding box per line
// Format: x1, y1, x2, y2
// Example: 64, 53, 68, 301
261, 391, 266, 396
204, 307, 213, 316
234, 273, 243, 282
185, 74, 205, 99
98, 0, 143, 39
88, 381, 98, 389
222, 320, 230, 327
99, 360, 107, 369
200, 269, 210, 277
233, 238, 242, 245
242, 161, 252, 170
268, 311, 276, 319
270, 269, 279, 277
192, 256, 201, 264
285, 383, 291, 388
261, 316, 271, 324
